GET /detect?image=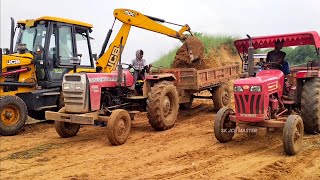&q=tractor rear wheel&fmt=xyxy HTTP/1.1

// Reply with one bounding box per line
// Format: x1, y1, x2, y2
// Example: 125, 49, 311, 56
283, 115, 304, 155
301, 78, 320, 134
214, 107, 236, 143
107, 109, 131, 145
0, 96, 28, 136
147, 81, 179, 131
54, 121, 80, 138
212, 83, 230, 111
